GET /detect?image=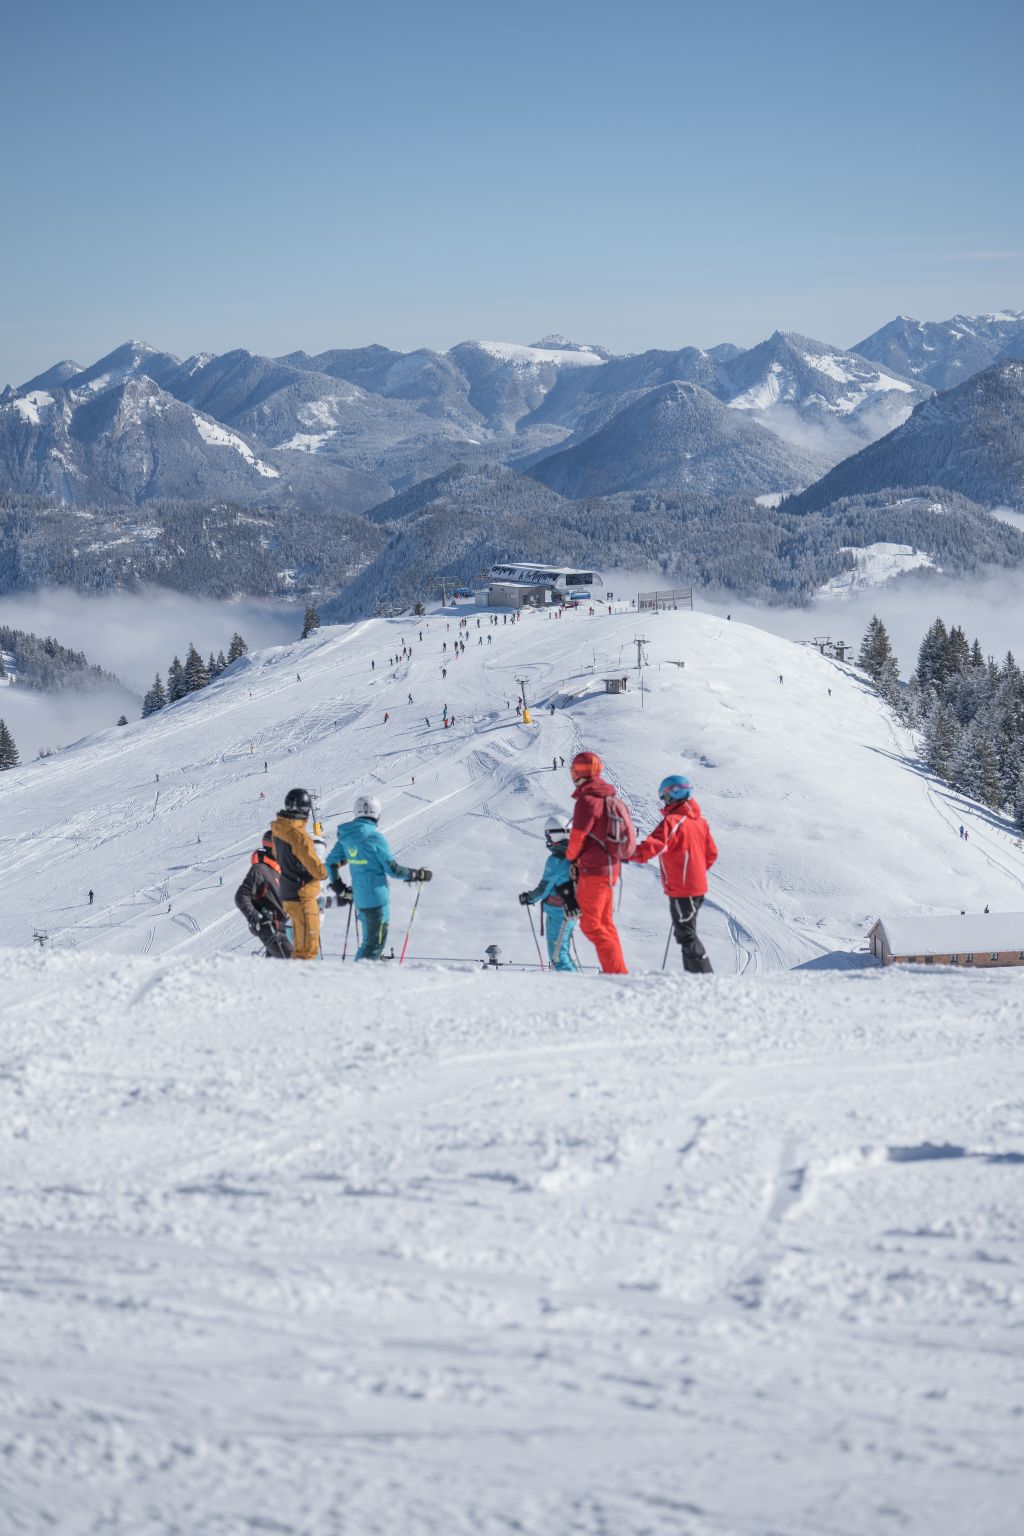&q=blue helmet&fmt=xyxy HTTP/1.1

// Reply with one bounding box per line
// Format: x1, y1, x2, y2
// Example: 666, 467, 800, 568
659, 774, 692, 803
